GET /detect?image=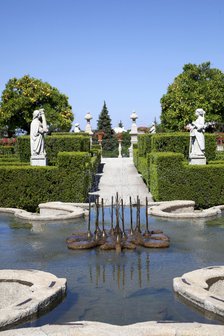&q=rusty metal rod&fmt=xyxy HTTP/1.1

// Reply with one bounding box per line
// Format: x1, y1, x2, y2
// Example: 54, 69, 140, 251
130, 196, 133, 235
